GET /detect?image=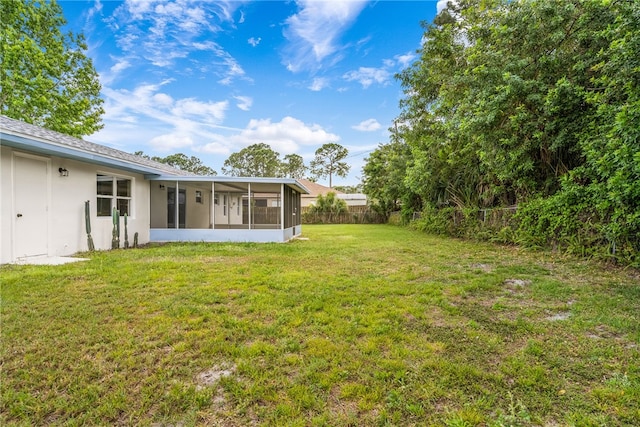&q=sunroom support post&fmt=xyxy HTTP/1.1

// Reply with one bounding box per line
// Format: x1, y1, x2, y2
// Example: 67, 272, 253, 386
281, 183, 285, 230
175, 181, 179, 229
248, 182, 252, 230
296, 191, 301, 226
211, 182, 215, 229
